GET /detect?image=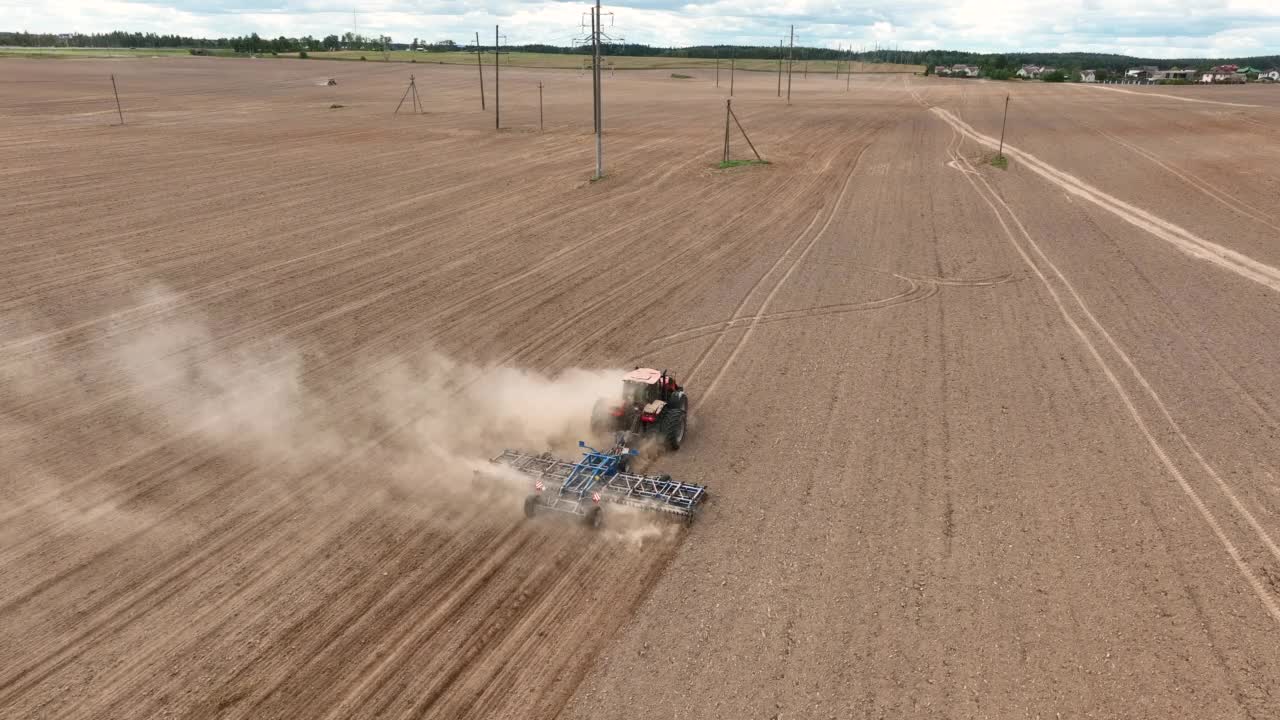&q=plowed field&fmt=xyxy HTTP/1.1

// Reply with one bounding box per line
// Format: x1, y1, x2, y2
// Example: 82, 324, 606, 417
3, 57, 1280, 718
